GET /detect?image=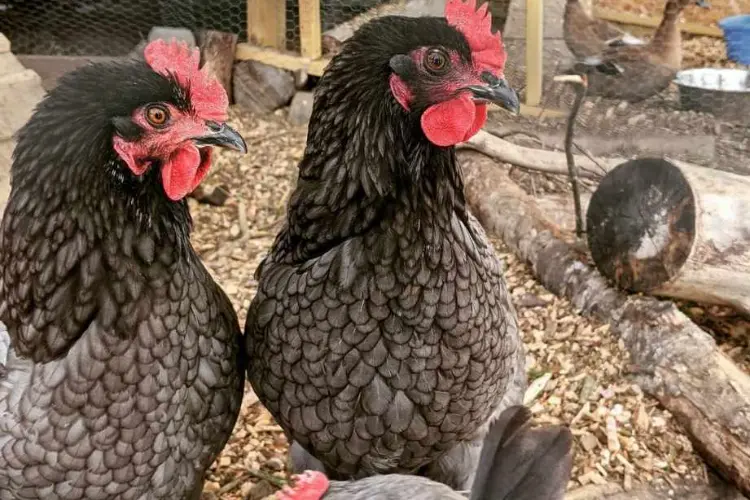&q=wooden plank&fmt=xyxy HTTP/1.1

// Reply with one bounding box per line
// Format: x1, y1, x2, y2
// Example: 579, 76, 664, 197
594, 8, 724, 38
525, 0, 543, 107
247, 0, 286, 49
236, 43, 329, 76
299, 0, 322, 59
